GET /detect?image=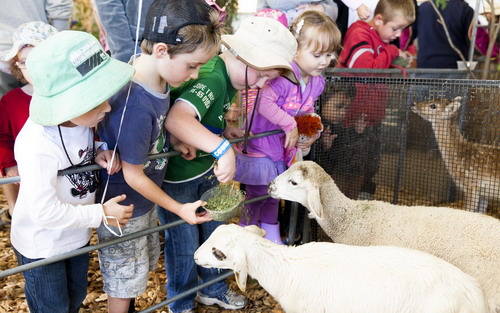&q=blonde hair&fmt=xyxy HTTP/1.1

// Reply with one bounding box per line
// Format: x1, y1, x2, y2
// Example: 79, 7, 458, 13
374, 0, 416, 24
289, 10, 342, 54
141, 9, 224, 56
